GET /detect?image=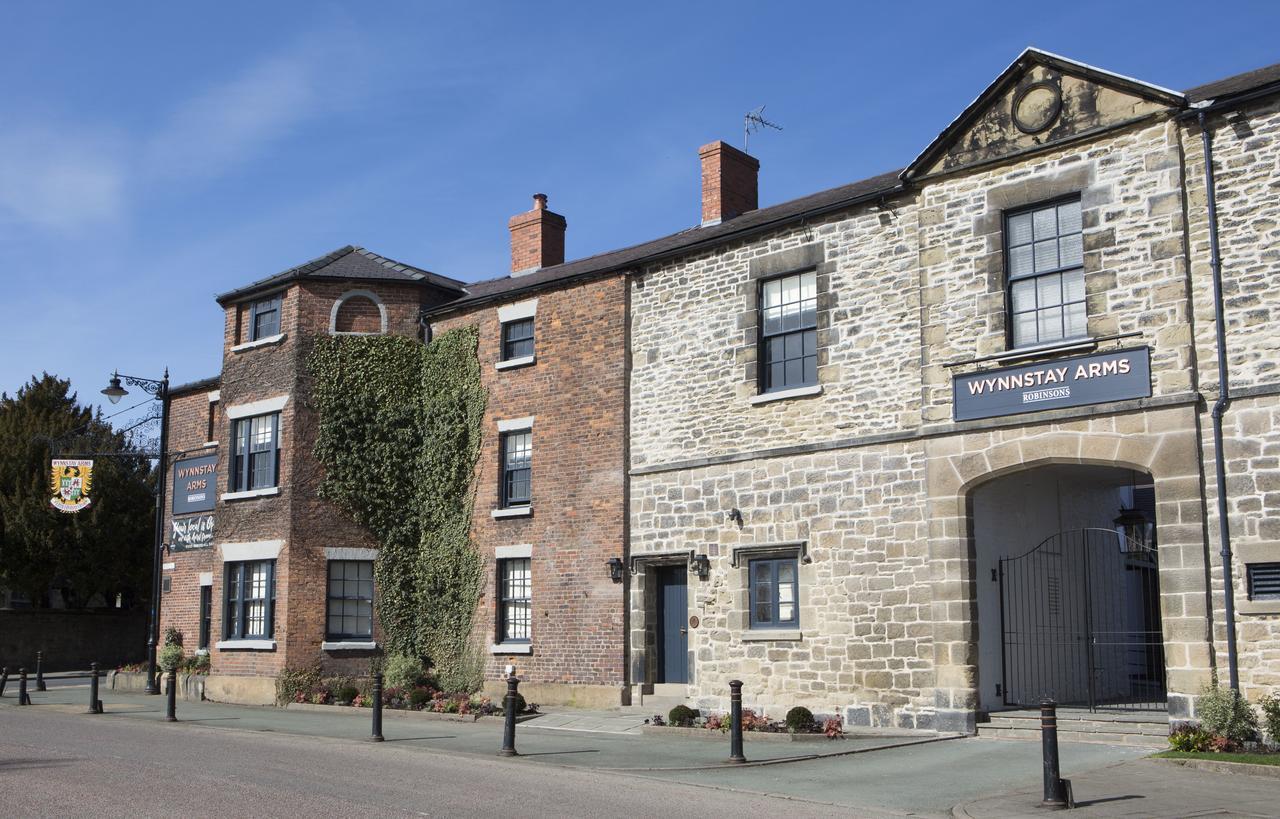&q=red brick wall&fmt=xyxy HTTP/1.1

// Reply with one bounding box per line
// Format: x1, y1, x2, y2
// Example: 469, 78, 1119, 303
163, 275, 454, 681
333, 295, 382, 333
159, 386, 220, 655
432, 274, 628, 690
